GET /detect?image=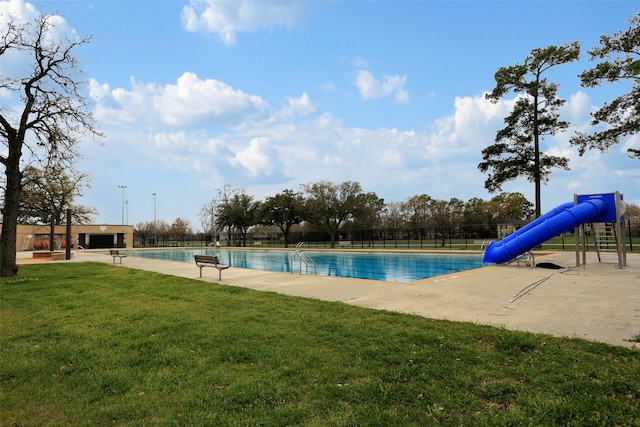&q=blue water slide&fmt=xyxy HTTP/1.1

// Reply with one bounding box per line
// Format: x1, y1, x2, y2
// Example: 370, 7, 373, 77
483, 199, 608, 264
